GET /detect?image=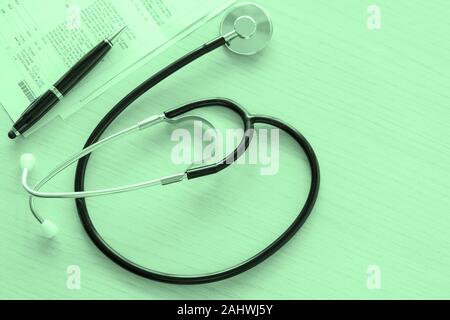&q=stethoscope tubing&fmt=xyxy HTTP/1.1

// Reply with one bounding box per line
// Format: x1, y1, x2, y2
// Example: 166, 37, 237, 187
73, 36, 320, 284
